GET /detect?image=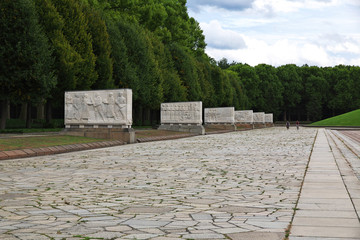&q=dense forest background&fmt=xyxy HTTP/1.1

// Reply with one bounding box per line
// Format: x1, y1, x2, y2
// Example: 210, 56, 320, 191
1, 0, 359, 129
